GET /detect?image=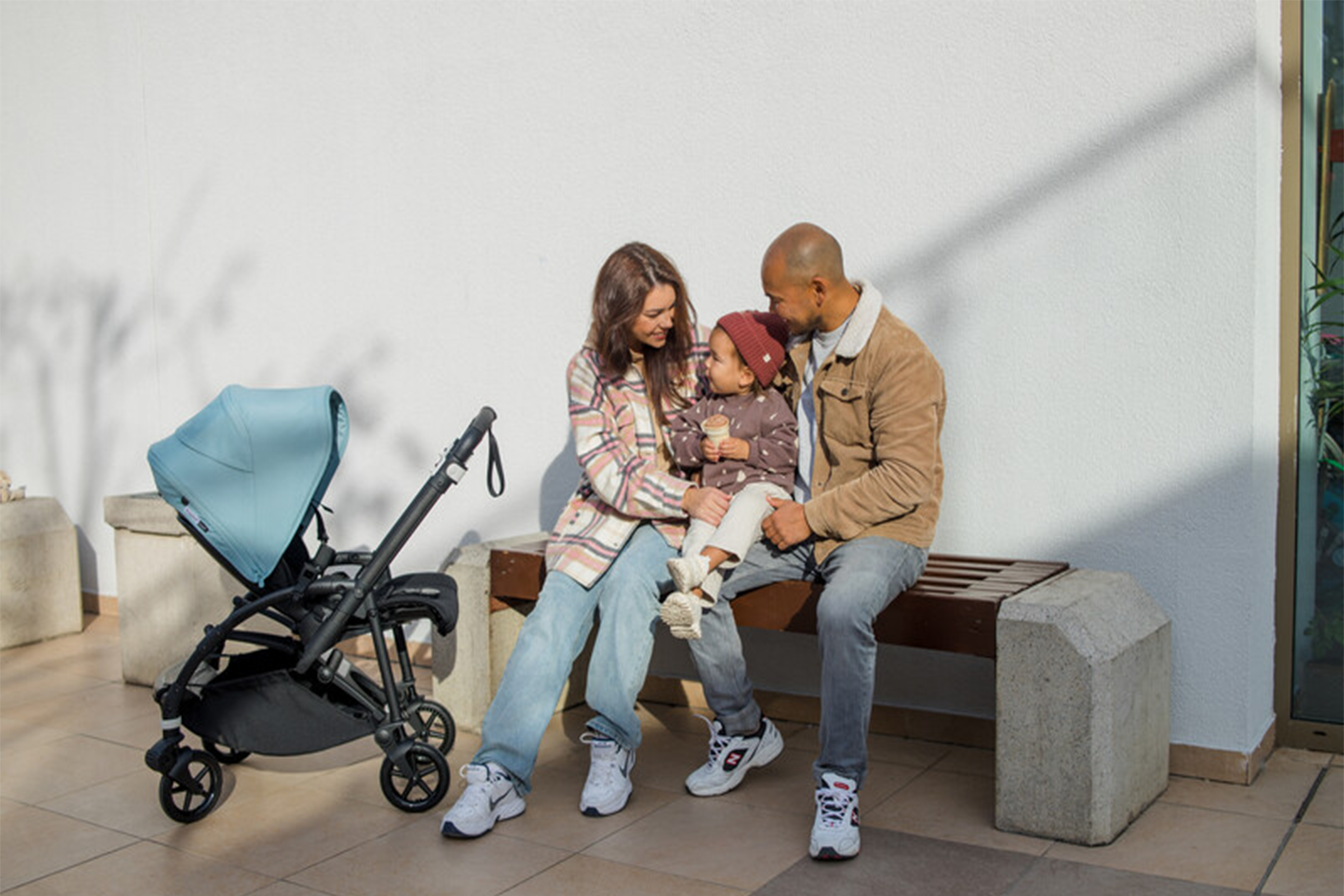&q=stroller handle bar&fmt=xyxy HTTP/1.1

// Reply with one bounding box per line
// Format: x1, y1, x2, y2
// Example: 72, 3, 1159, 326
295, 406, 498, 674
